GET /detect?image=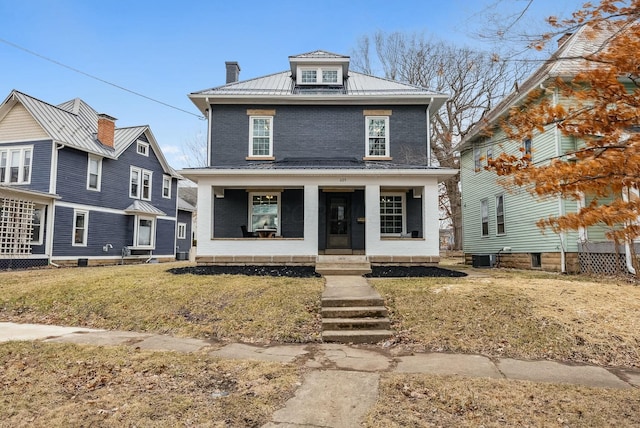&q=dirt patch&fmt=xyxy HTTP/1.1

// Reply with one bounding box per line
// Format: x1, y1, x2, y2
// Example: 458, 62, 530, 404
367, 266, 467, 278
